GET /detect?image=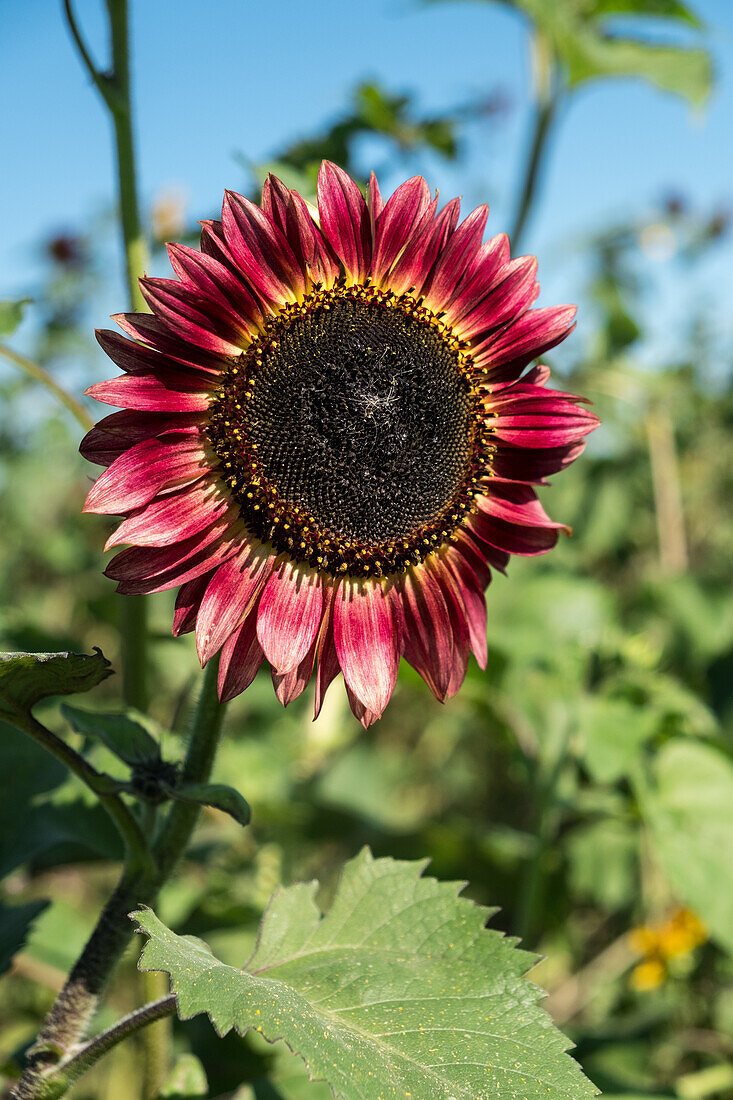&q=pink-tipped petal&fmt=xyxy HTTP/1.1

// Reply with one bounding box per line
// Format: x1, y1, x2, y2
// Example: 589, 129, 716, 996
333, 578, 399, 718
399, 567, 453, 701
370, 175, 432, 283
256, 561, 324, 675
218, 614, 264, 702
83, 432, 206, 515
317, 161, 371, 284
222, 190, 305, 304
104, 477, 228, 550
387, 196, 460, 296
196, 543, 276, 665
85, 373, 213, 413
